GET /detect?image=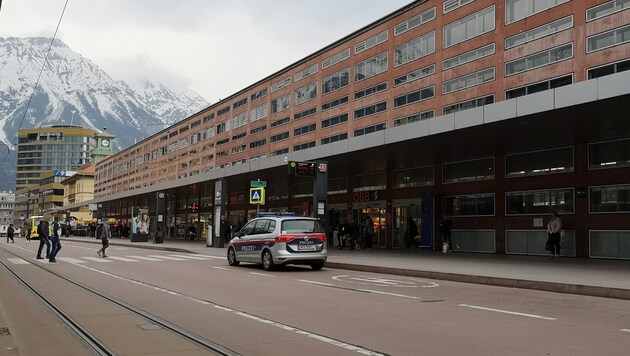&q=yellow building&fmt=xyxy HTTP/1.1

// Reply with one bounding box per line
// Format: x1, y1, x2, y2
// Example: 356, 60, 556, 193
61, 164, 96, 224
